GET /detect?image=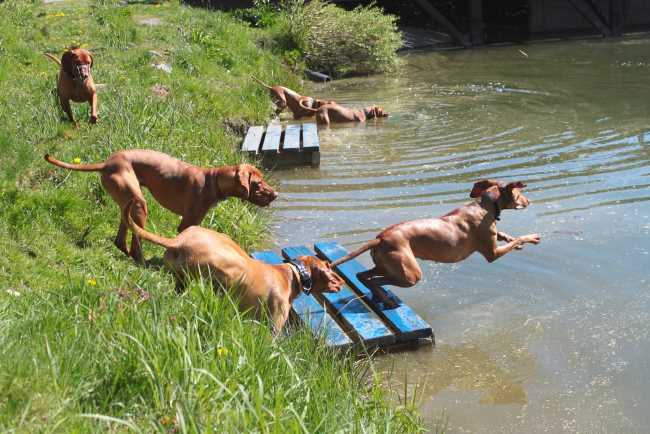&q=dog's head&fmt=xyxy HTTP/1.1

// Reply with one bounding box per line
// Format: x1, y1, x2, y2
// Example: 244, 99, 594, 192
470, 180, 530, 210
364, 106, 389, 119
235, 164, 277, 207
297, 255, 344, 294
62, 48, 93, 82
